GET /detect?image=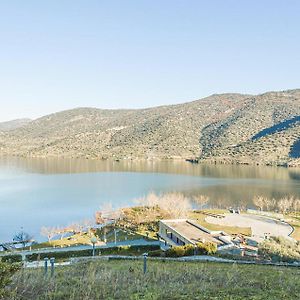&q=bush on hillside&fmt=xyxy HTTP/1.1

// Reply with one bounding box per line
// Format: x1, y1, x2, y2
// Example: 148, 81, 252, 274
165, 246, 187, 257
259, 236, 300, 263
165, 242, 217, 257
196, 242, 217, 255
